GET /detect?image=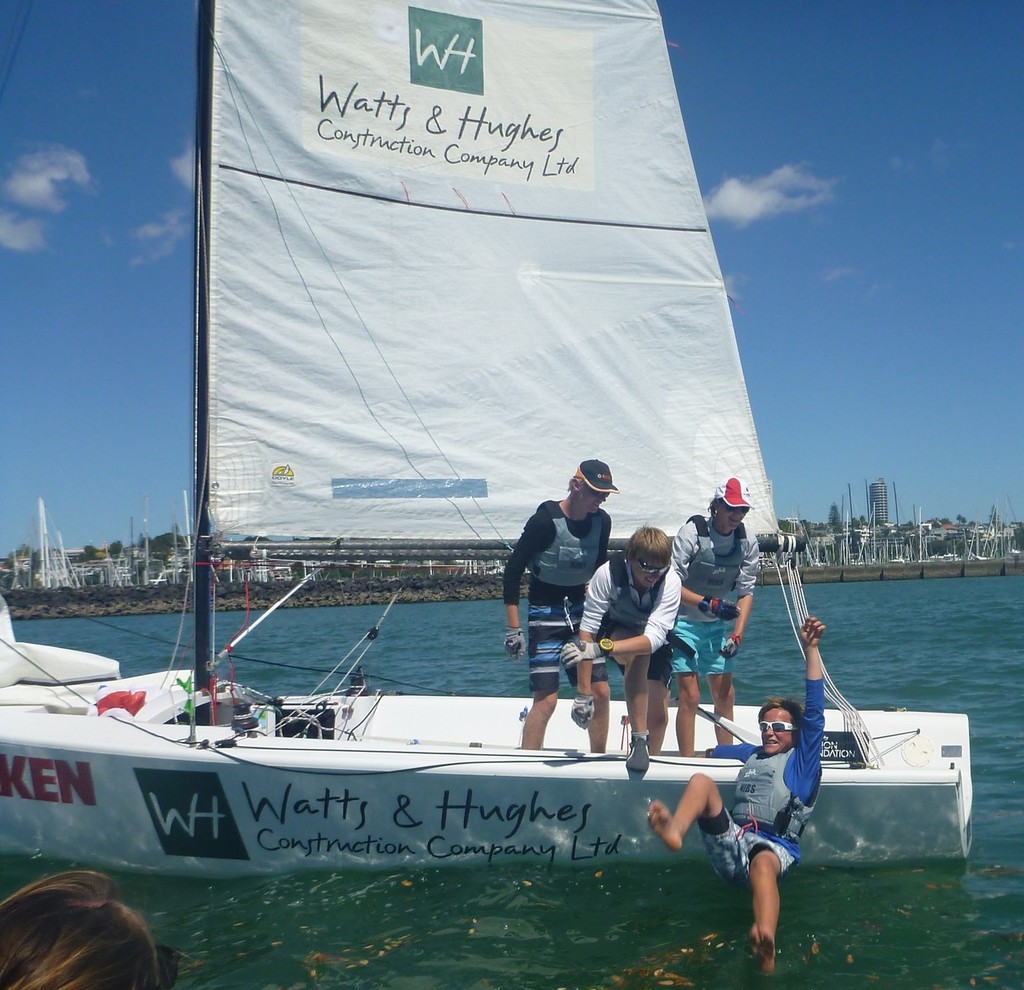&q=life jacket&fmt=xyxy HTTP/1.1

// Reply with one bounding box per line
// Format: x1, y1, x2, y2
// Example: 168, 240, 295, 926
681, 514, 750, 597
732, 749, 819, 843
529, 505, 602, 587
605, 553, 667, 634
